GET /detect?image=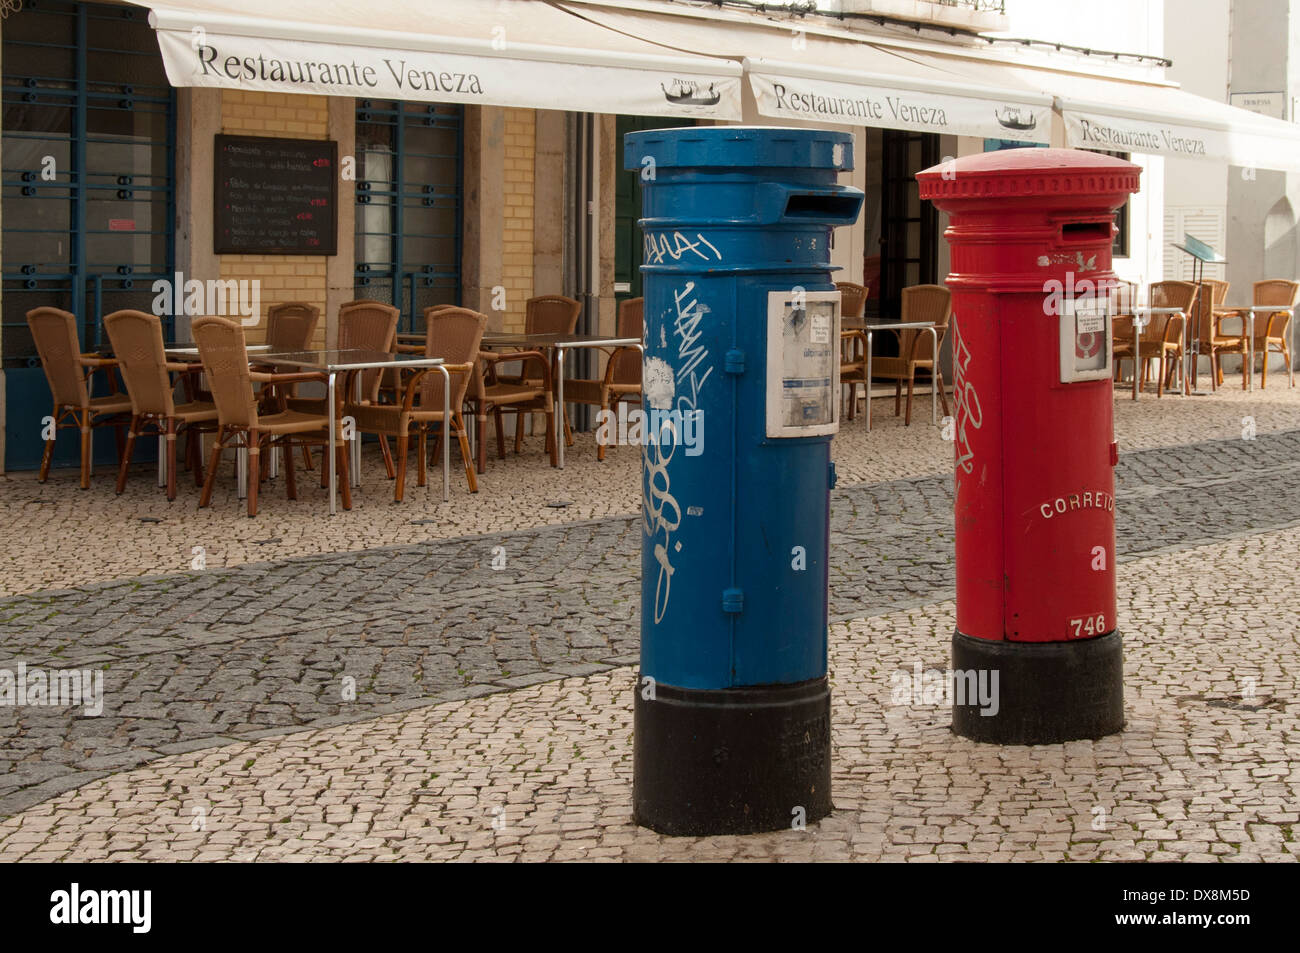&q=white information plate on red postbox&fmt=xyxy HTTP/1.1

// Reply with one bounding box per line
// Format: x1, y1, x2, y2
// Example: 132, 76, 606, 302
765, 290, 841, 438
1059, 296, 1112, 383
